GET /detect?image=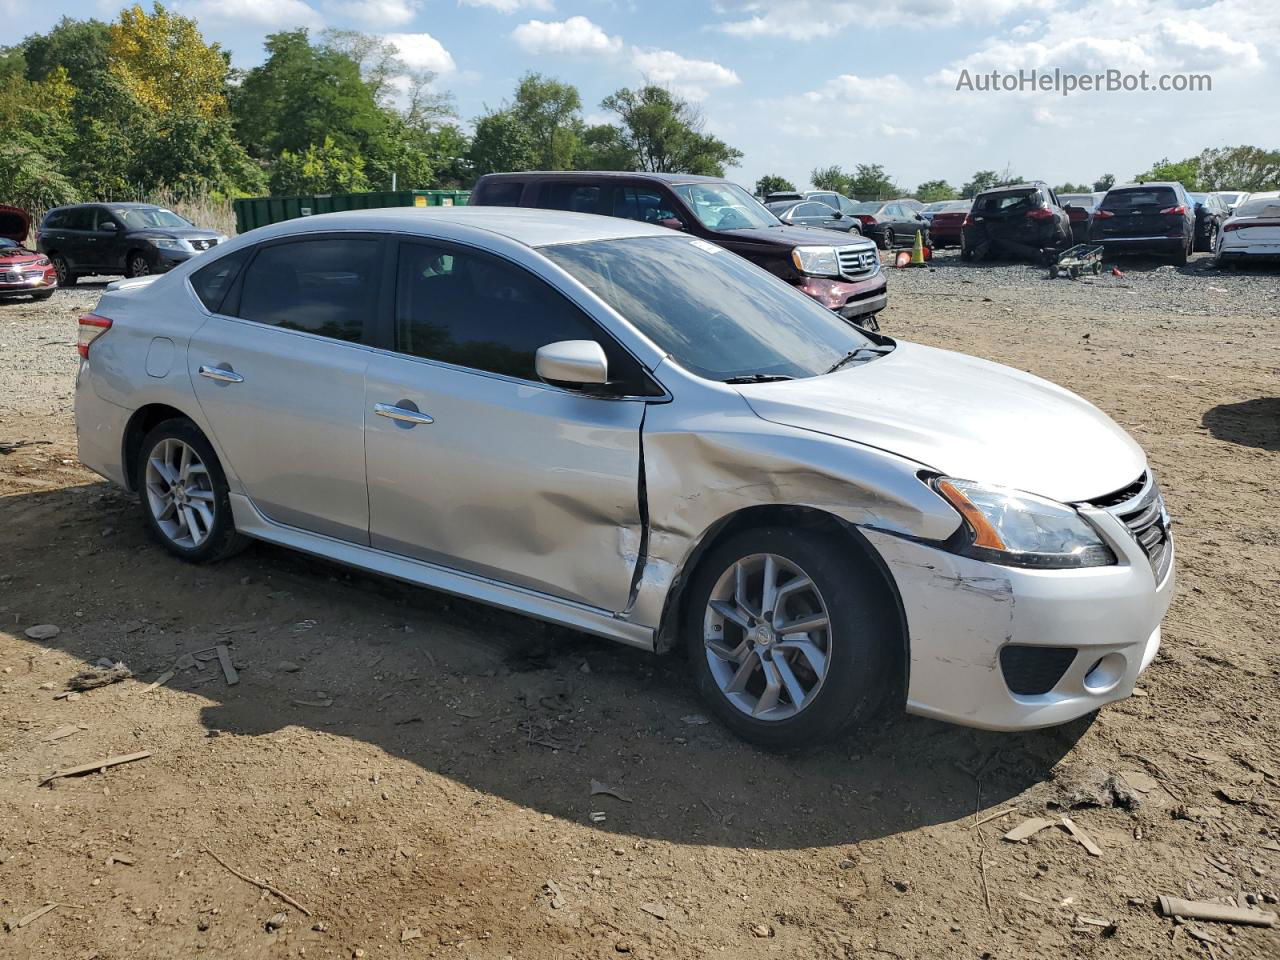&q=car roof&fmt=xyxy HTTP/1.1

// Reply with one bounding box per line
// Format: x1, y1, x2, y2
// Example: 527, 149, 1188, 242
975, 182, 1044, 195
478, 170, 730, 186
1109, 182, 1183, 191
244, 206, 672, 248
